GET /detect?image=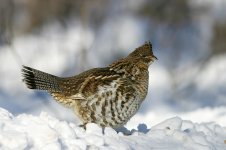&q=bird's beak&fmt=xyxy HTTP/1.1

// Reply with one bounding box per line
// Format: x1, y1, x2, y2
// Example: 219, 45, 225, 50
151, 54, 158, 61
